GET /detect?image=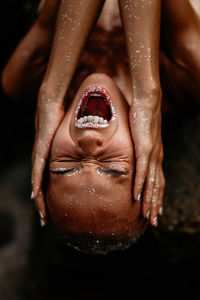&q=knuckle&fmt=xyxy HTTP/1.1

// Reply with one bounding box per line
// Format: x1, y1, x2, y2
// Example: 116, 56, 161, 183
143, 189, 152, 203
147, 177, 155, 188
137, 140, 153, 156
143, 142, 153, 155
137, 155, 148, 168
